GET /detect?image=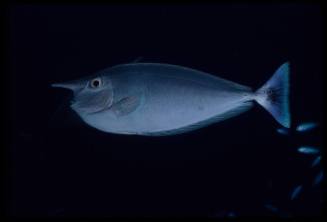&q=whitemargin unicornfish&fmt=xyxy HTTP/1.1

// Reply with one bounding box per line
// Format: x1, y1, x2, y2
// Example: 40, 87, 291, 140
52, 62, 291, 136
